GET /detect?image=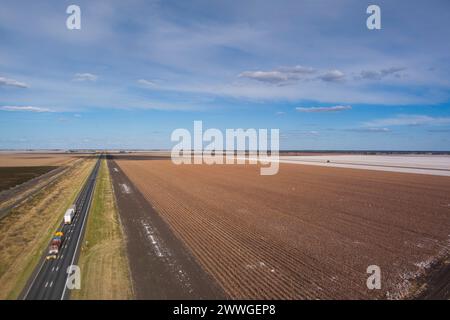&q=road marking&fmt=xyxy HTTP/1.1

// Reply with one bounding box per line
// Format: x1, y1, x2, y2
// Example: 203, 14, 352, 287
56, 266, 59, 272
49, 281, 53, 288
142, 221, 164, 257
22, 254, 46, 299
51, 267, 55, 272
120, 183, 131, 194
61, 159, 99, 300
